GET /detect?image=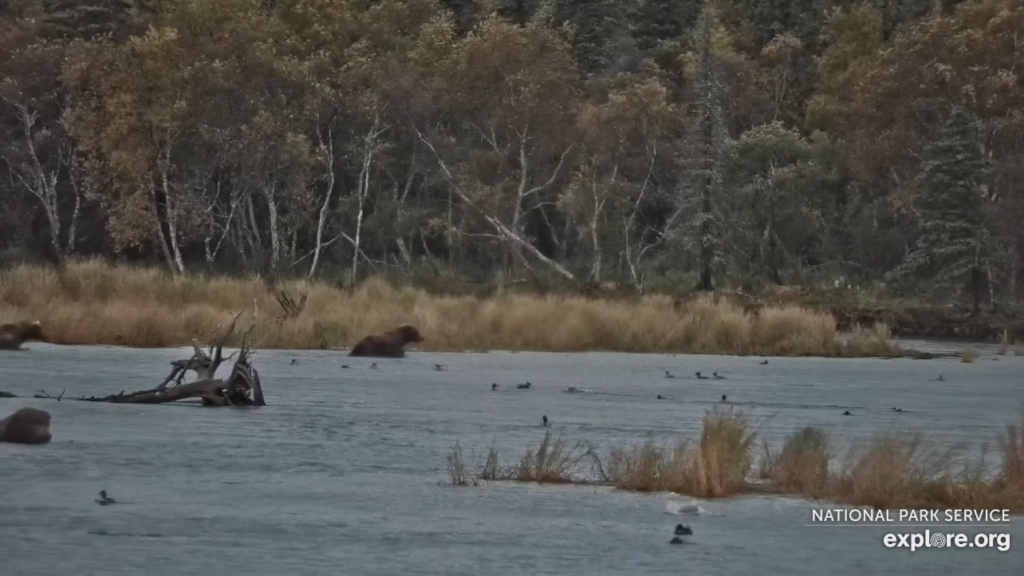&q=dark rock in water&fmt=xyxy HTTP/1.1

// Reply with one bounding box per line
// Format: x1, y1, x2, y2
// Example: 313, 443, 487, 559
842, 410, 851, 416
669, 536, 684, 544
674, 524, 693, 536
0, 391, 16, 398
